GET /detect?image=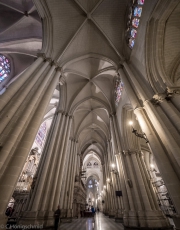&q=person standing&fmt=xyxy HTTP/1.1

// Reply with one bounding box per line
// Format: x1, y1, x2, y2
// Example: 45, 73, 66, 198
54, 205, 61, 230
